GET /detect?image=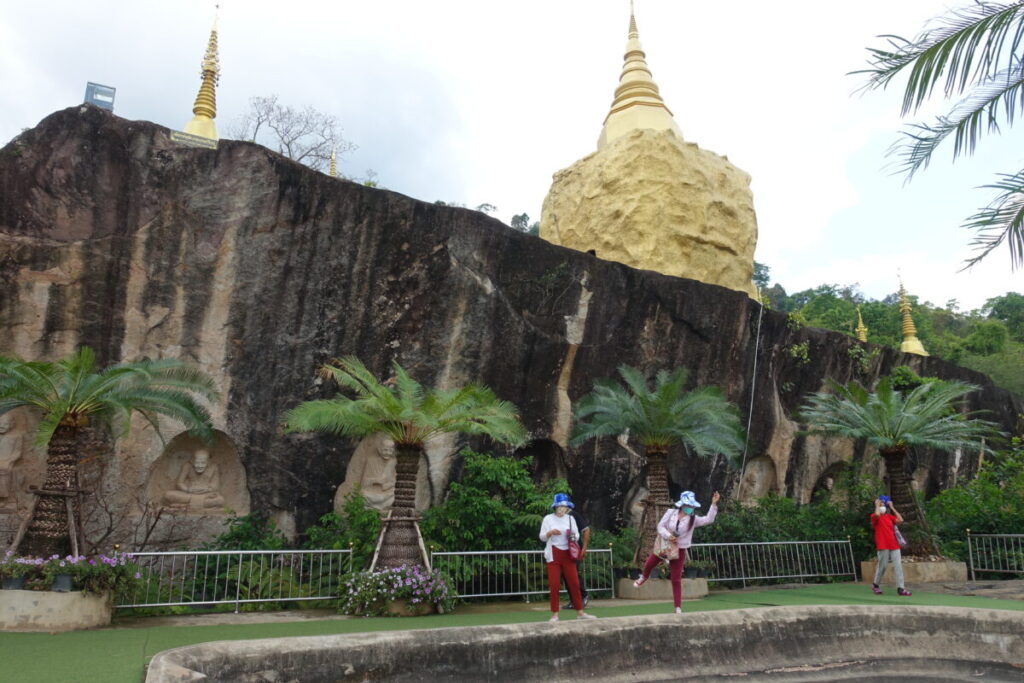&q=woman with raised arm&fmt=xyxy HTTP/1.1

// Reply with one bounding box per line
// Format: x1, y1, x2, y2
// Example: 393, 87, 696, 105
633, 490, 720, 614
